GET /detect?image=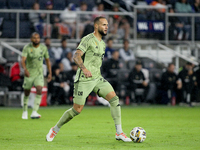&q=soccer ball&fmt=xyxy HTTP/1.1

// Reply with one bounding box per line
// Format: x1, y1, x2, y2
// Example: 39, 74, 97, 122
130, 127, 146, 143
